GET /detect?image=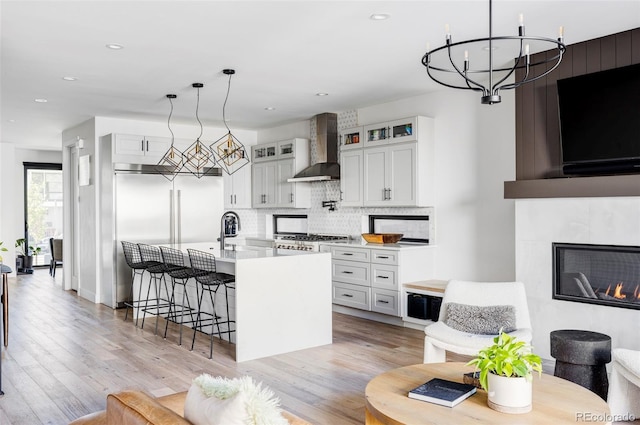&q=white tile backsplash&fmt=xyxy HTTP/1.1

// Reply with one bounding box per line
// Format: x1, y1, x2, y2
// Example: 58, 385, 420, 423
515, 196, 640, 359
